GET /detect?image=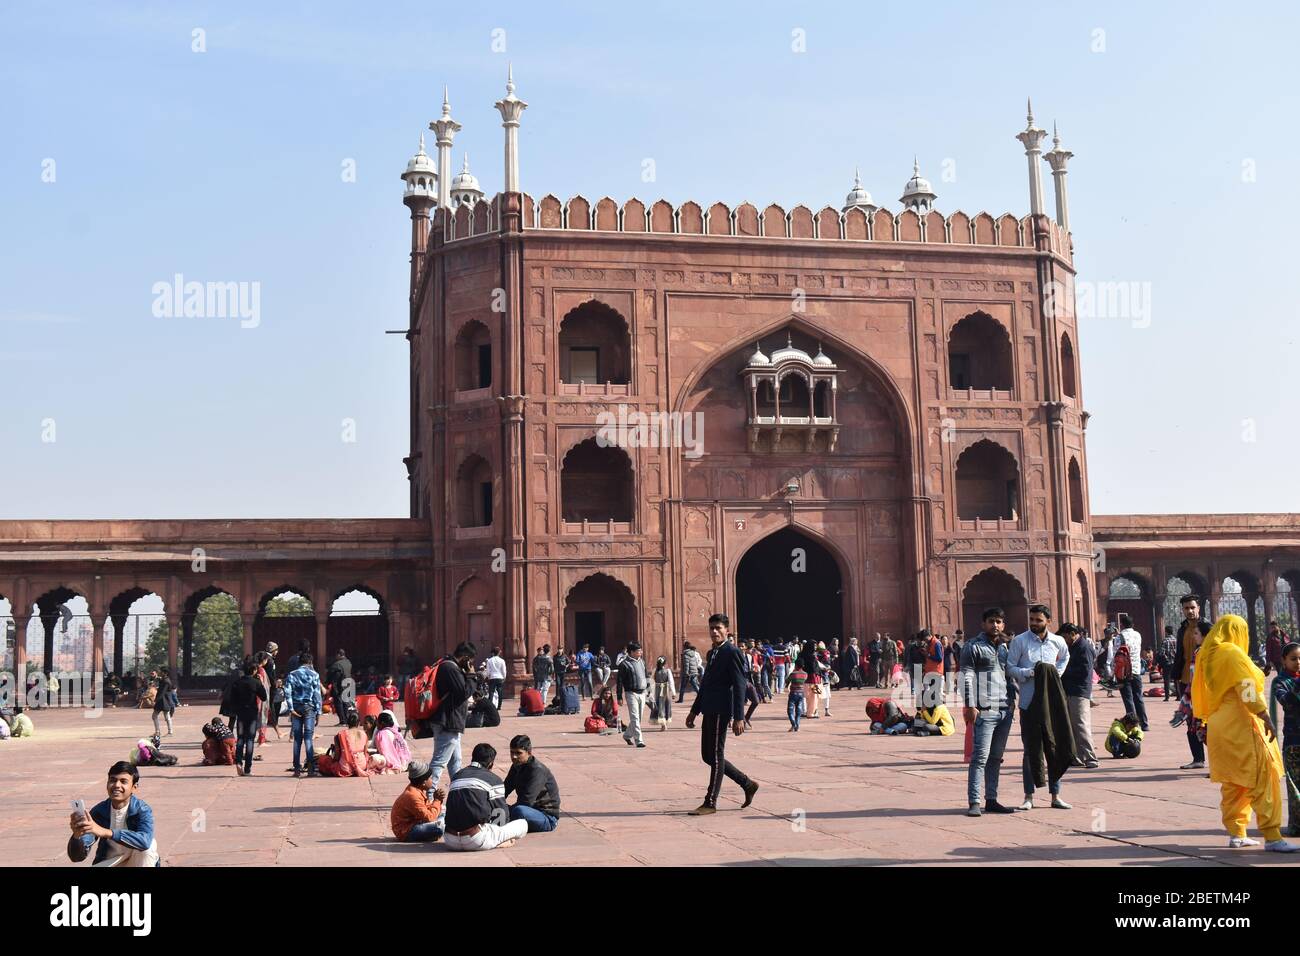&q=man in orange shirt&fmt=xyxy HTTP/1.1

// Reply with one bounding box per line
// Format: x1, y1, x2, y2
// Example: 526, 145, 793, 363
390, 760, 446, 843
920, 628, 945, 710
